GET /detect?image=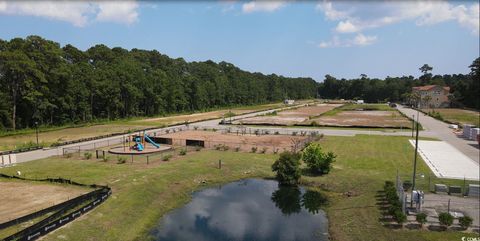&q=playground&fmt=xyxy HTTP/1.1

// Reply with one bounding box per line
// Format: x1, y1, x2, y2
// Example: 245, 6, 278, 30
108, 131, 171, 155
